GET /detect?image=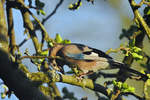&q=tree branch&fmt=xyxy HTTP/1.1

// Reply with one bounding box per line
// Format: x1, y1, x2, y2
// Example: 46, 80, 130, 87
117, 0, 147, 82
7, 0, 53, 53
0, 1, 51, 99
28, 71, 111, 98
0, 49, 51, 100
0, 0, 7, 36
6, 1, 16, 55
129, 0, 150, 39
42, 0, 64, 24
